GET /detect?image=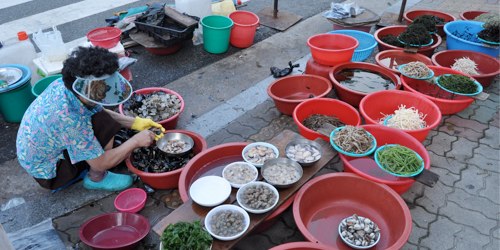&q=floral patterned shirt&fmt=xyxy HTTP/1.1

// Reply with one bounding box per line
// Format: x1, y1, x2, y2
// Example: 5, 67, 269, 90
16, 78, 104, 179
